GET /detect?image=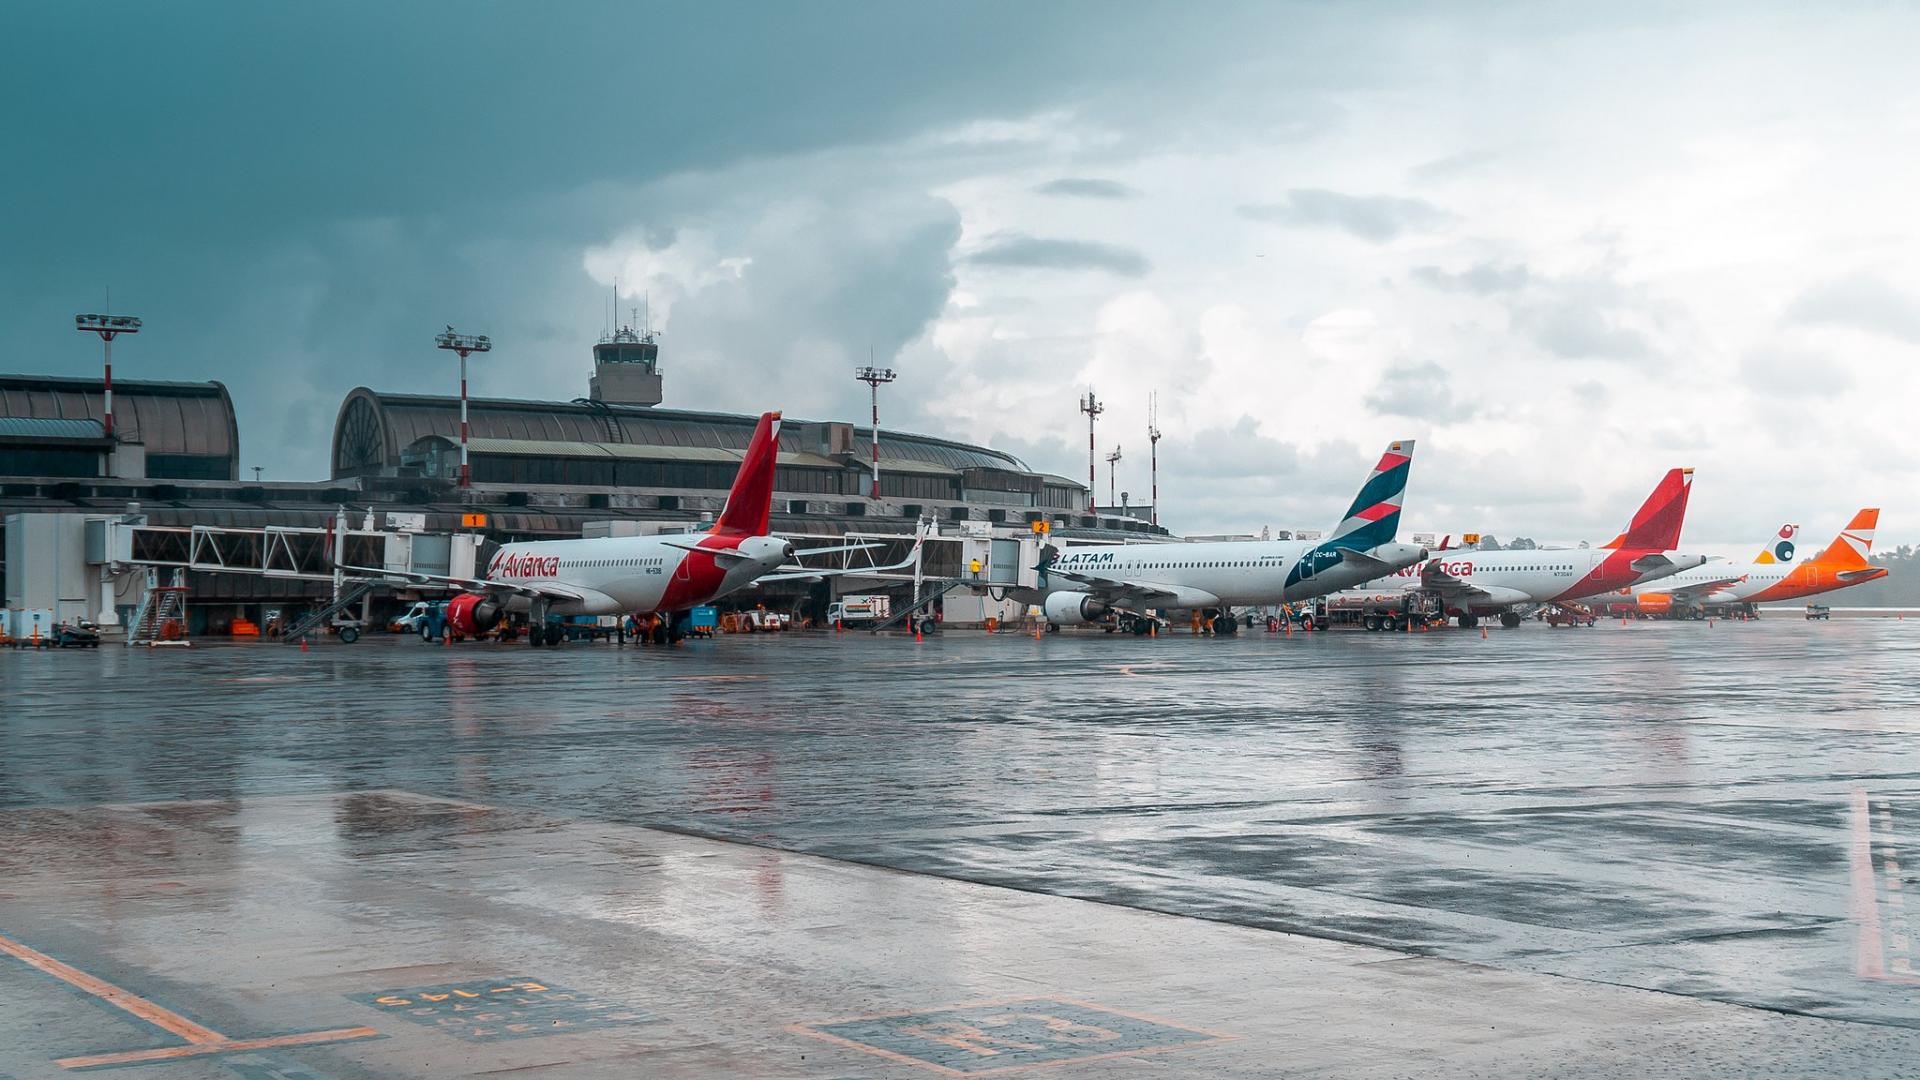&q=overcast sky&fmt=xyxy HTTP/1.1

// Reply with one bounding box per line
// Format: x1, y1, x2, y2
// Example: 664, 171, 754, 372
5, 2, 1916, 550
